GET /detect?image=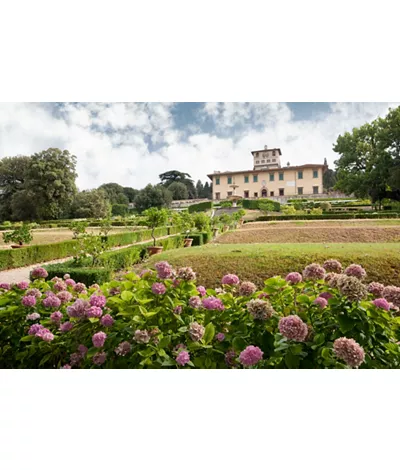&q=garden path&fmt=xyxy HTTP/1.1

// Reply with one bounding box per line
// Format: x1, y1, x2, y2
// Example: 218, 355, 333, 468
0, 234, 173, 284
